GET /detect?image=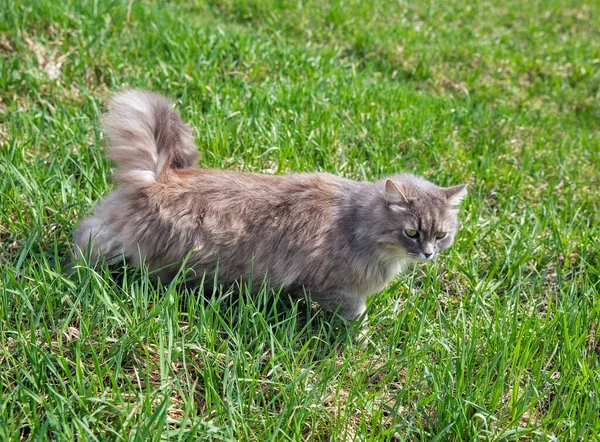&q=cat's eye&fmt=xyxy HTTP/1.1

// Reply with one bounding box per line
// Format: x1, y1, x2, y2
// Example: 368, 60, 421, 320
405, 229, 418, 238
435, 232, 447, 239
